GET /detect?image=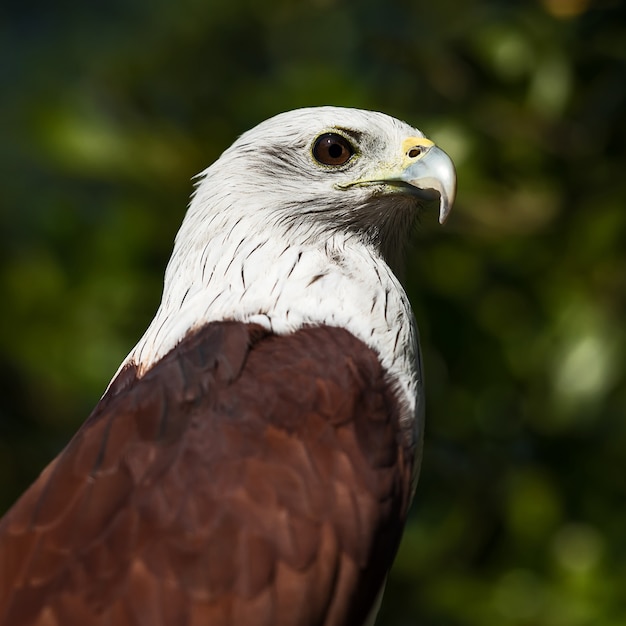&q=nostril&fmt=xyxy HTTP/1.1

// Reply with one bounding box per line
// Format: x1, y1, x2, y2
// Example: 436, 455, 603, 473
408, 147, 422, 158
